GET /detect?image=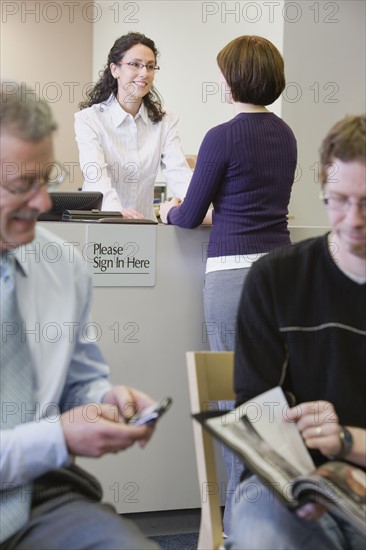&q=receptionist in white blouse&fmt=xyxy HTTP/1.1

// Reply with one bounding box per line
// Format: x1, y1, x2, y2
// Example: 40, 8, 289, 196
75, 32, 192, 220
